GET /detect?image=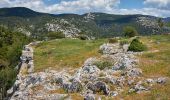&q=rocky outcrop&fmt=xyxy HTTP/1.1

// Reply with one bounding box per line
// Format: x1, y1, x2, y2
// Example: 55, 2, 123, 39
45, 19, 80, 38
8, 41, 168, 100
99, 43, 122, 54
